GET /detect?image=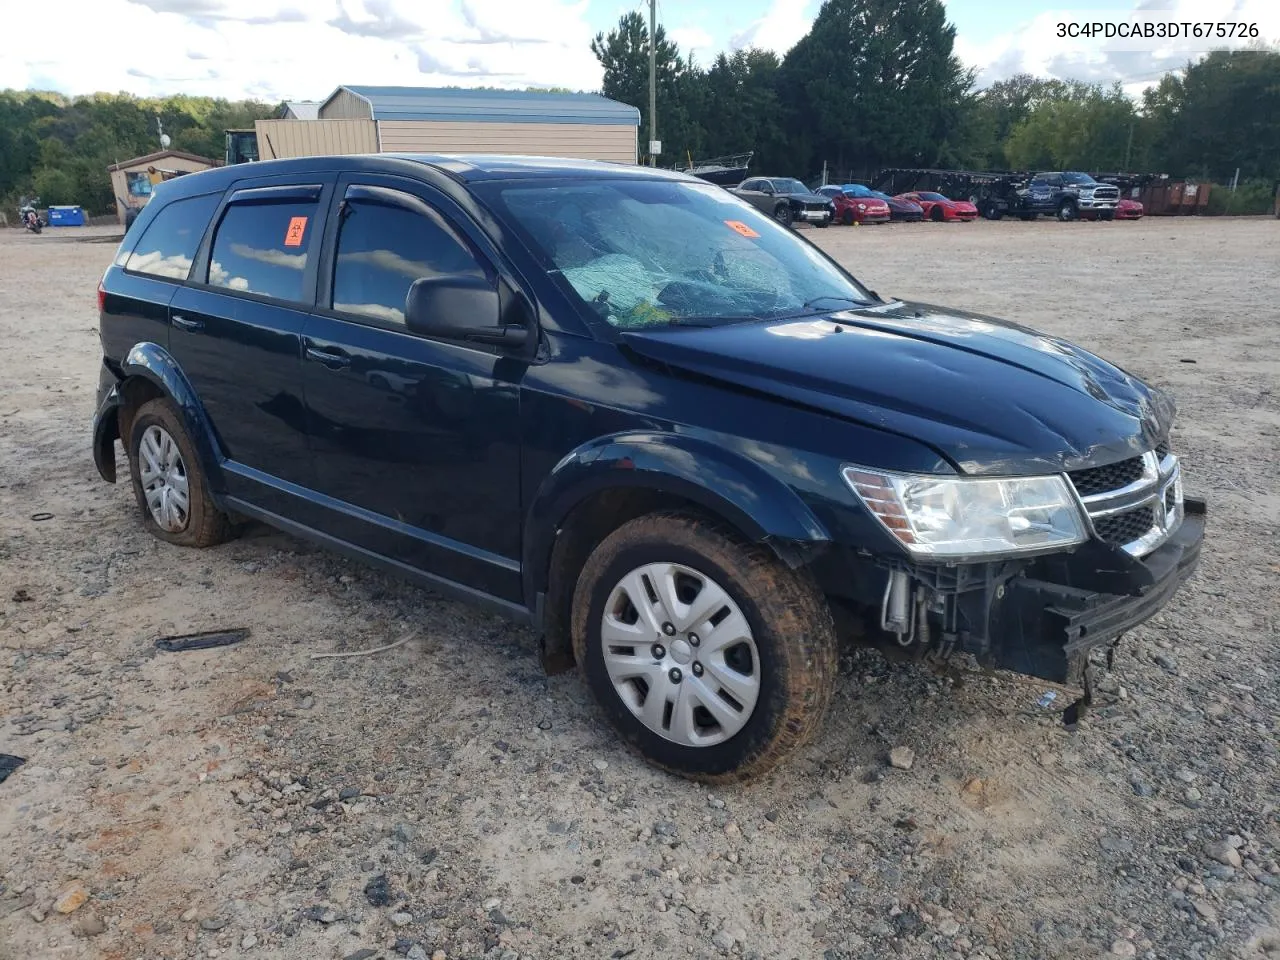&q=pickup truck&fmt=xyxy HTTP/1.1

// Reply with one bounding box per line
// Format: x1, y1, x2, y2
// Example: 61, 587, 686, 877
730, 177, 833, 228
978, 172, 1121, 222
